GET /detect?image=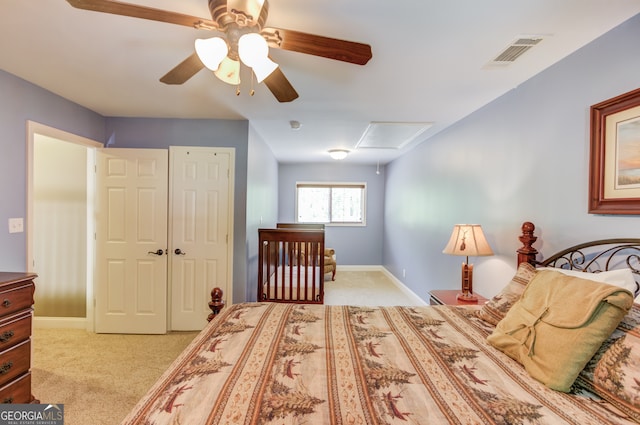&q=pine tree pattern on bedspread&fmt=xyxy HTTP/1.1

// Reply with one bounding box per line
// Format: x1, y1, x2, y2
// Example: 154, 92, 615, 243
123, 303, 639, 425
